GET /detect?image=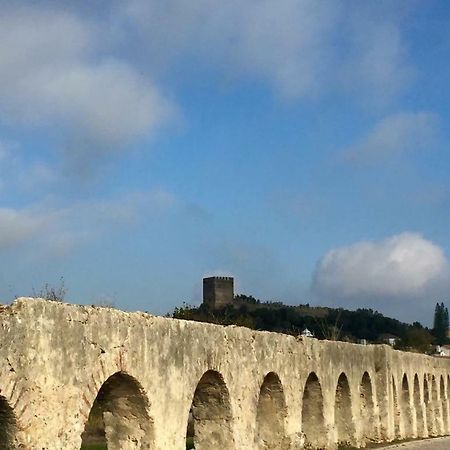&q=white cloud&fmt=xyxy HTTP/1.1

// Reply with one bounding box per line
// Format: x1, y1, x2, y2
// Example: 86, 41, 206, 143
0, 189, 176, 256
0, 2, 423, 178
0, 208, 47, 250
123, 0, 413, 101
0, 6, 174, 170
36, 61, 173, 145
339, 12, 414, 104
224, 0, 337, 99
312, 233, 449, 303
341, 112, 438, 164
0, 2, 419, 176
